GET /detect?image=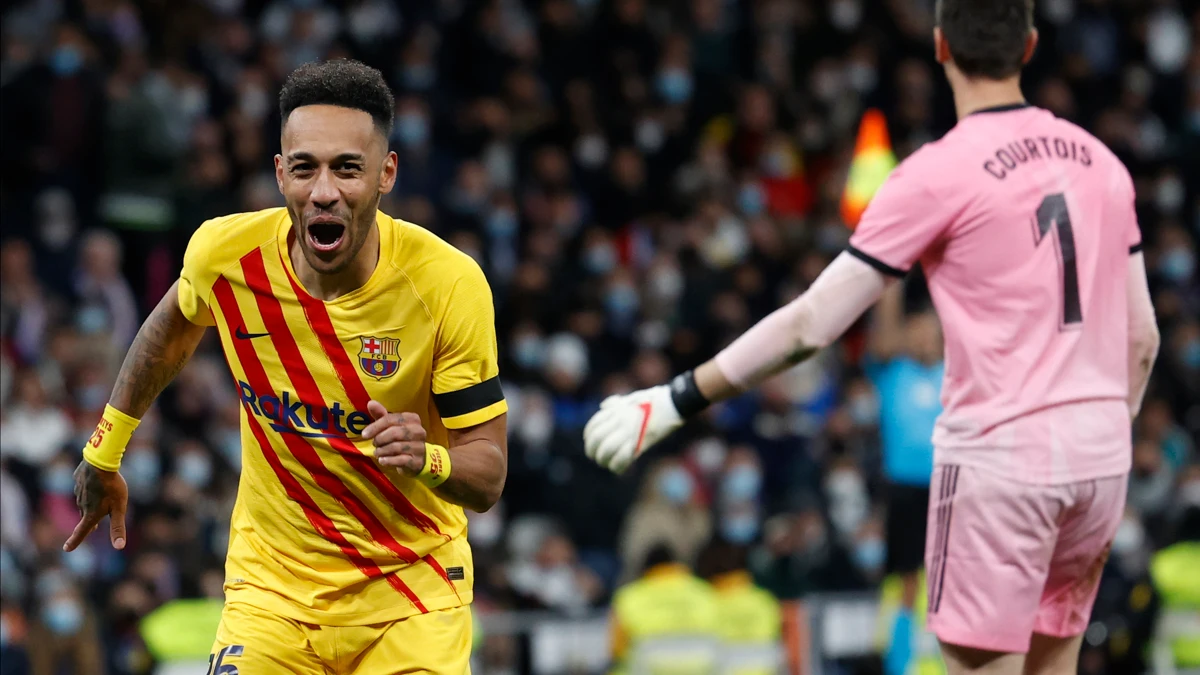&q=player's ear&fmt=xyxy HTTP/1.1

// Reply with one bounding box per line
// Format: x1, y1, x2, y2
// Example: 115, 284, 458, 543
379, 150, 398, 195
932, 27, 950, 65
1022, 28, 1039, 65
274, 154, 285, 194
